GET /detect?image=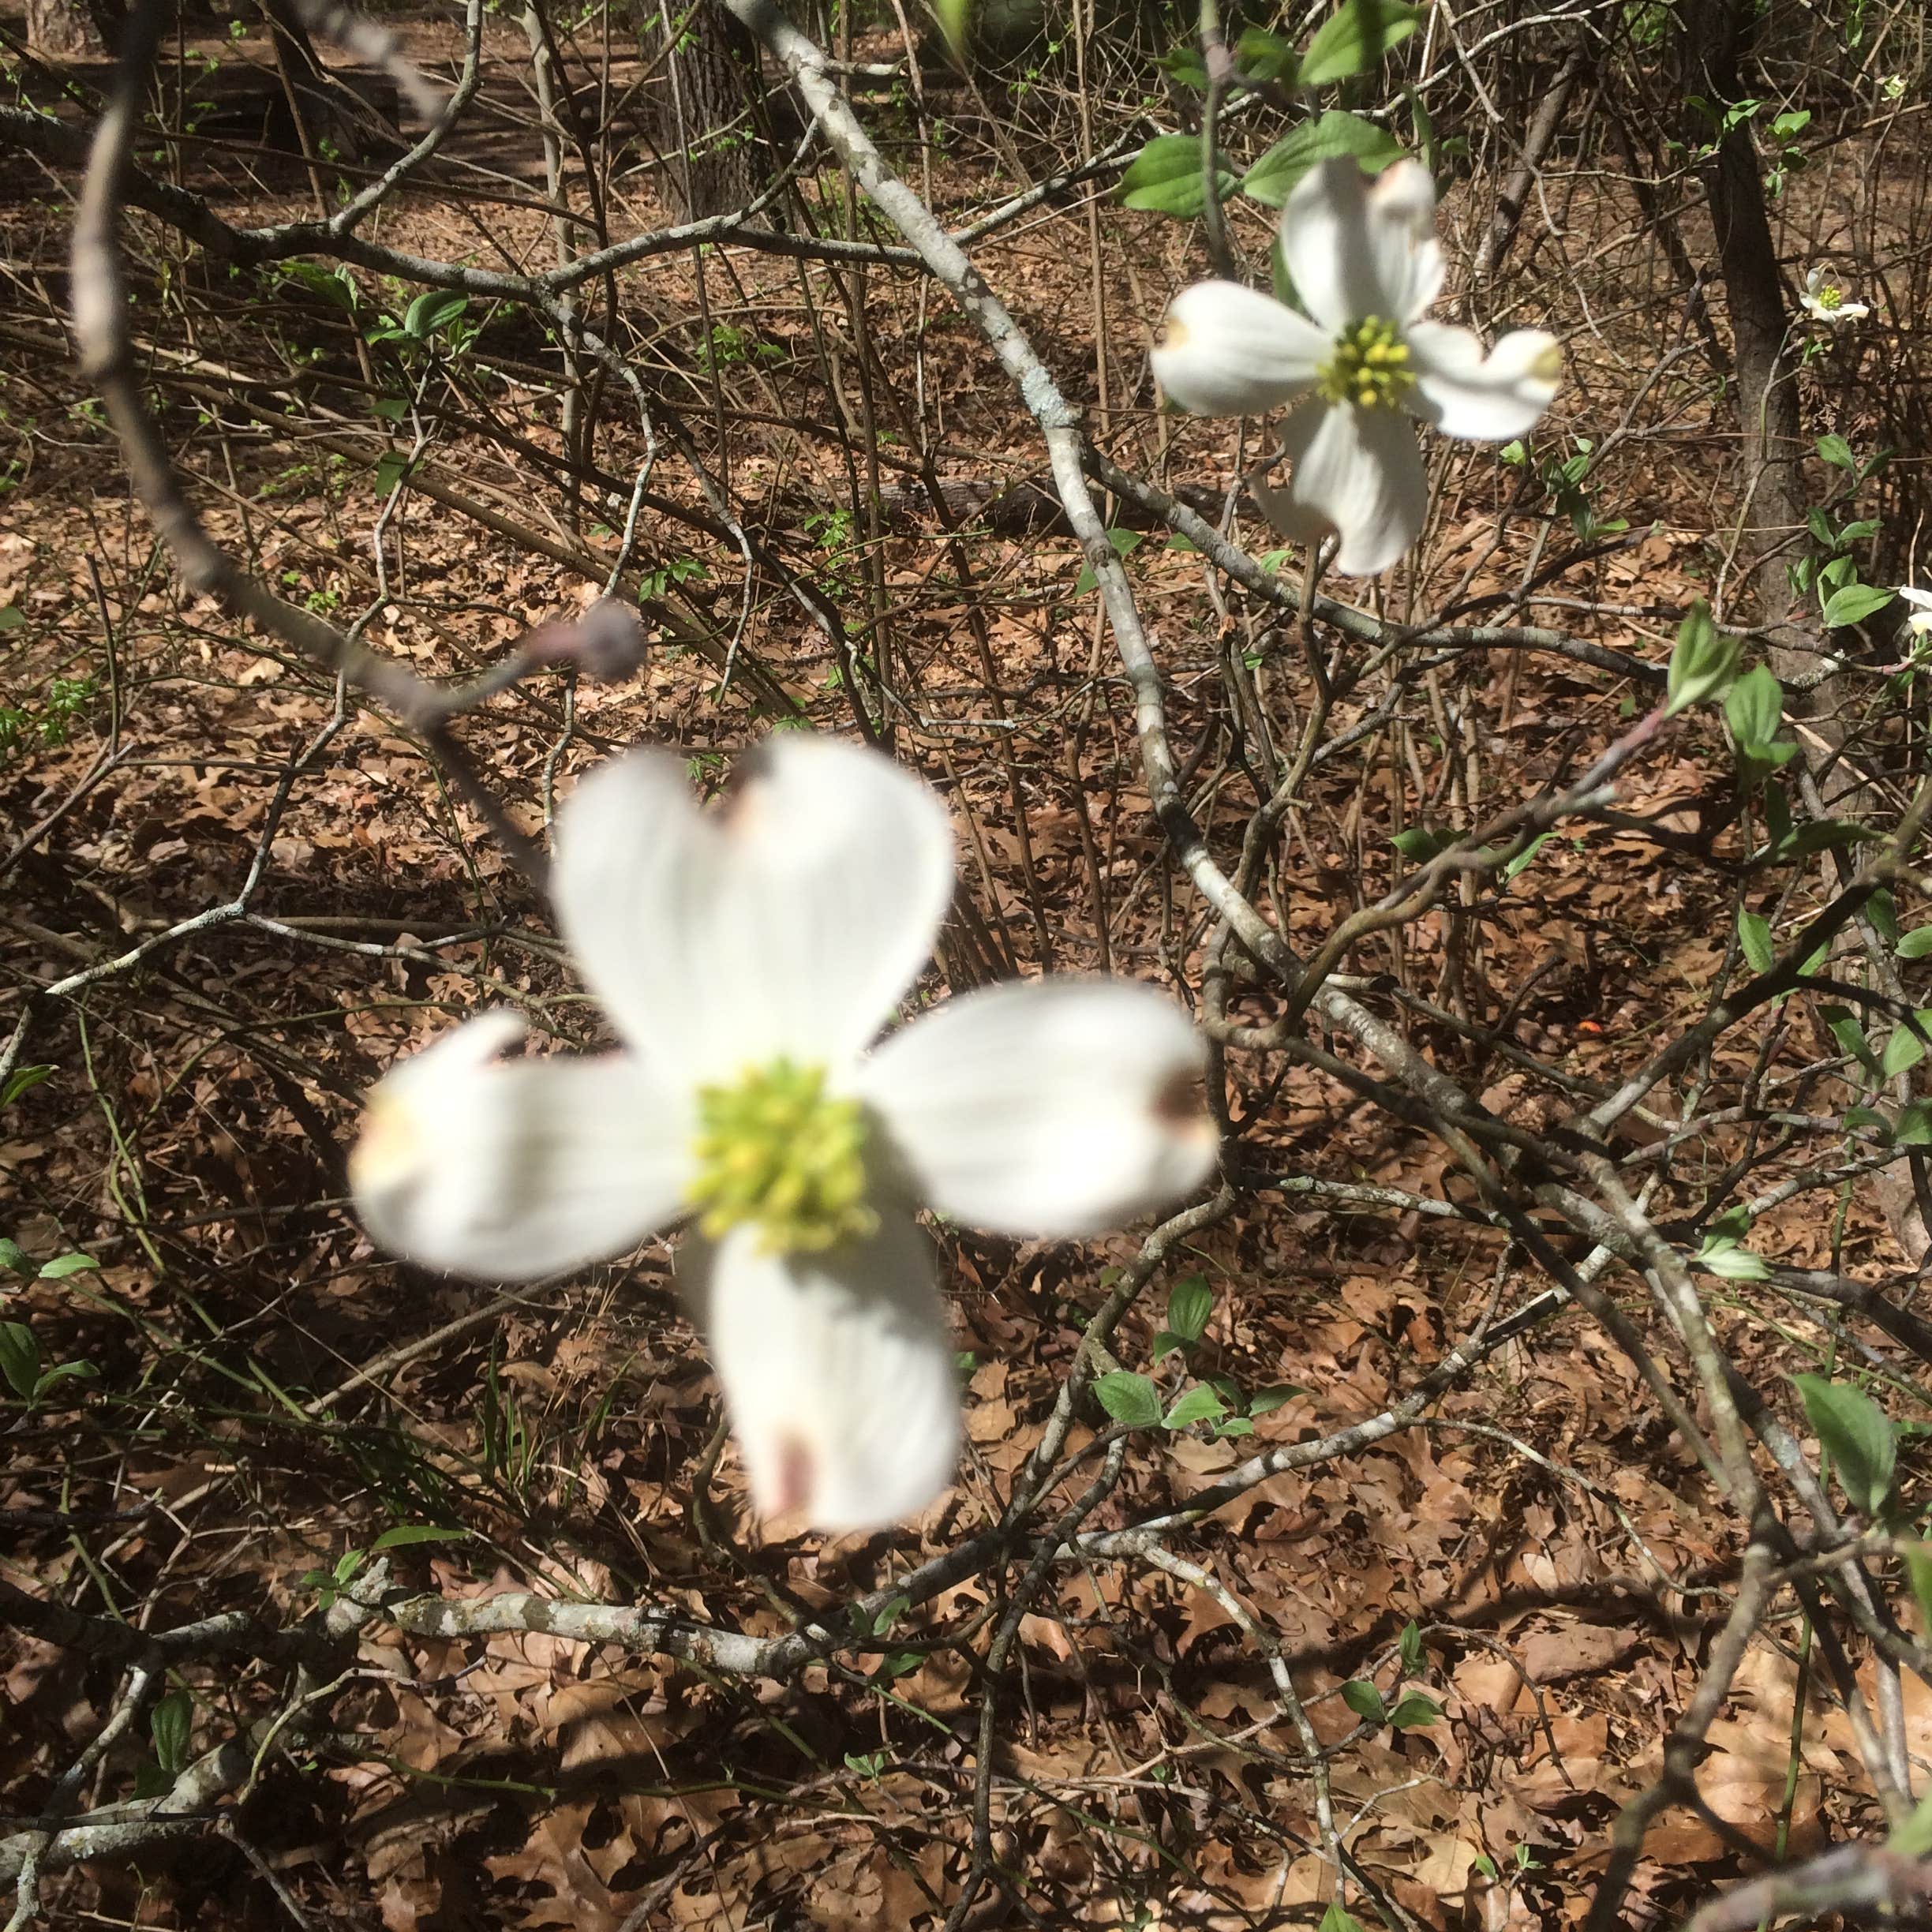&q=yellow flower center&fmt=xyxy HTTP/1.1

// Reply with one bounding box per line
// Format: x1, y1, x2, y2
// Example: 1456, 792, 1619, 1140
1817, 283, 1844, 310
1316, 316, 1414, 410
687, 1058, 878, 1254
